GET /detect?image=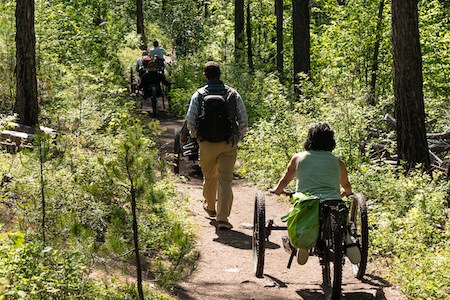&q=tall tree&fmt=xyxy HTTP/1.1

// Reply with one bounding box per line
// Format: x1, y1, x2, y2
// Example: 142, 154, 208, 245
275, 0, 284, 79
136, 0, 147, 49
246, 0, 254, 71
15, 0, 38, 126
392, 0, 430, 169
235, 0, 245, 64
292, 0, 310, 99
369, 0, 385, 105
